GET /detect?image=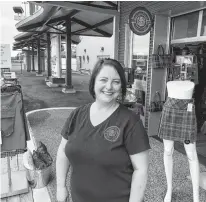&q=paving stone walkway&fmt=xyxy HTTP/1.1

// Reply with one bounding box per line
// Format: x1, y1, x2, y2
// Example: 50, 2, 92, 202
27, 108, 206, 202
